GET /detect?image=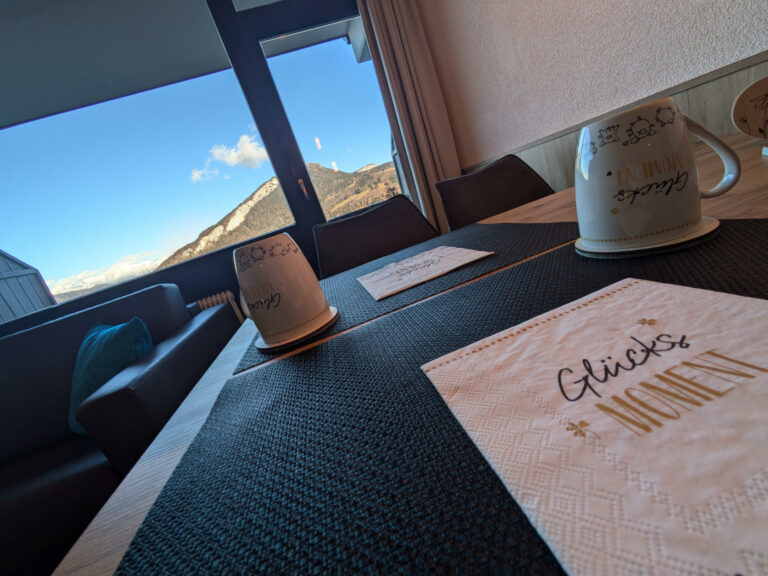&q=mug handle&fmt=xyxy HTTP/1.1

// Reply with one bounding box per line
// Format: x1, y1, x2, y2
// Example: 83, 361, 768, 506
684, 115, 741, 198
